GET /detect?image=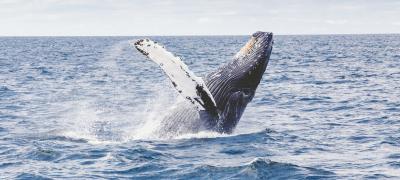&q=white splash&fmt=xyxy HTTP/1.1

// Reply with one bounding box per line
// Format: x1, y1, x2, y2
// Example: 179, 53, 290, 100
56, 40, 227, 144
174, 131, 232, 140
55, 40, 176, 144
59, 85, 177, 144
